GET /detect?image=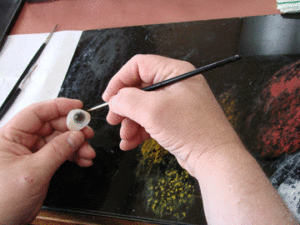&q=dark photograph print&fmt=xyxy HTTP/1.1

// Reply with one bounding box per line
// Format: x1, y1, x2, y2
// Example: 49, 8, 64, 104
43, 14, 300, 225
